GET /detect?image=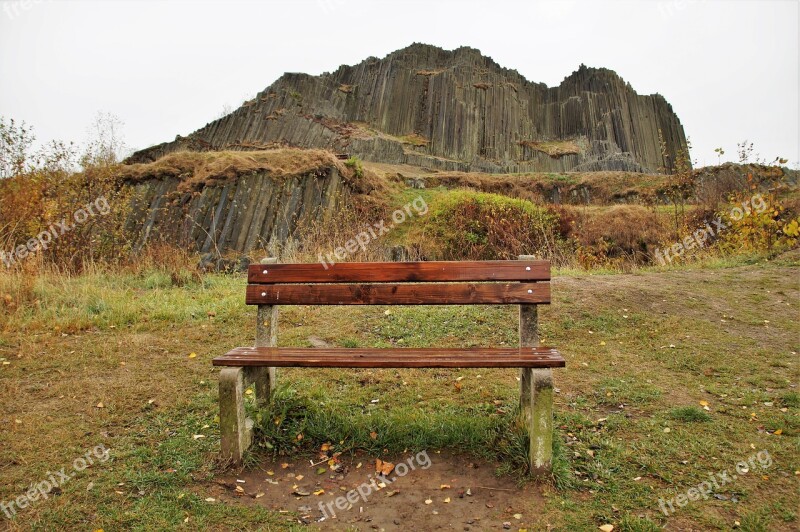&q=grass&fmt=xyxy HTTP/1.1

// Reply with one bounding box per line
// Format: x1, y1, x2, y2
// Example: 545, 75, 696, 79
520, 139, 582, 158
118, 148, 385, 194
0, 260, 798, 530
